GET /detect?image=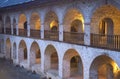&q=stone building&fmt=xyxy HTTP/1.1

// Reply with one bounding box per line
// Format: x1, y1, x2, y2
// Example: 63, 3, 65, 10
0, 0, 120, 79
